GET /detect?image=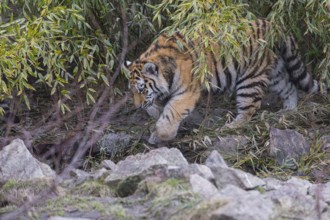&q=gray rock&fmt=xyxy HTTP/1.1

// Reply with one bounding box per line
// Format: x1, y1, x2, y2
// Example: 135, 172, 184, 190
321, 210, 330, 220
205, 150, 228, 168
190, 174, 219, 199
97, 132, 132, 156
320, 135, 330, 152
263, 177, 284, 191
308, 182, 330, 204
167, 164, 215, 181
0, 139, 55, 182
69, 169, 91, 185
206, 150, 266, 190
70, 169, 90, 179
105, 147, 188, 197
211, 135, 249, 157
106, 147, 188, 181
269, 127, 310, 166
101, 159, 117, 170
211, 185, 274, 220
188, 164, 215, 181
211, 166, 265, 190
266, 182, 327, 219
48, 217, 92, 220
286, 177, 312, 194
264, 177, 312, 193
91, 168, 110, 180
